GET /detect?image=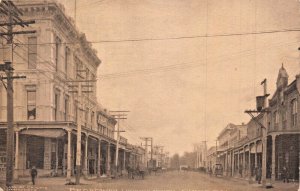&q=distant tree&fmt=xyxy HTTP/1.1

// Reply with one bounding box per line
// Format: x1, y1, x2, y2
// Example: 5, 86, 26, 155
180, 152, 197, 168
170, 153, 180, 169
